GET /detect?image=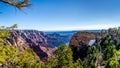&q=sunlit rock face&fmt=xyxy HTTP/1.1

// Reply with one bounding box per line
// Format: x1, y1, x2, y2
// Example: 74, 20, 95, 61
69, 32, 102, 60
69, 32, 102, 48
6, 30, 54, 62
6, 30, 74, 62
15, 30, 48, 46
6, 30, 29, 51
